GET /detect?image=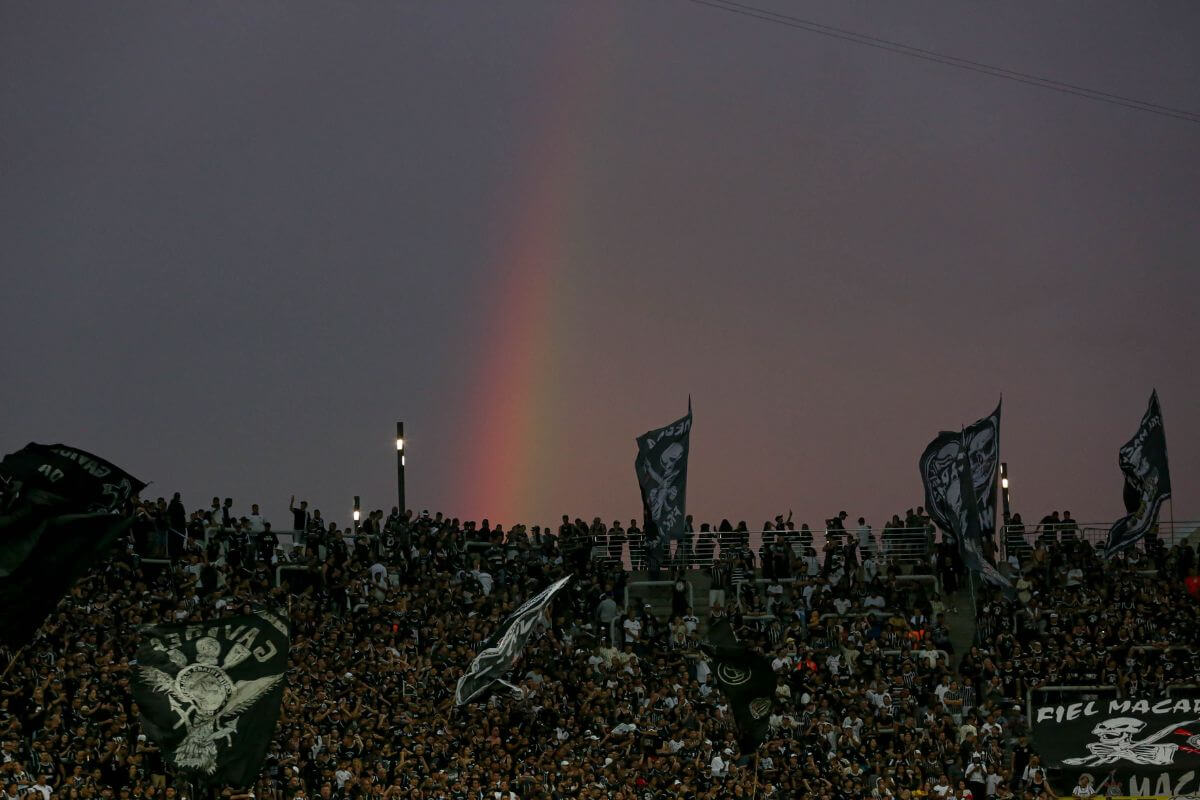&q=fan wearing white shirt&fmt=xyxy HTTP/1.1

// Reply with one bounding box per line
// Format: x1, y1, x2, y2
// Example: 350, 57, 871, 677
856, 519, 873, 554
28, 779, 51, 800
622, 610, 642, 644
247, 503, 267, 533
1071, 774, 1096, 797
